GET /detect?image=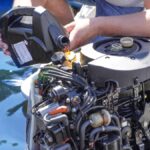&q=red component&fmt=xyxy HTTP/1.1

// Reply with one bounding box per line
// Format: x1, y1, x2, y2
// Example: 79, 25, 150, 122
49, 106, 69, 115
